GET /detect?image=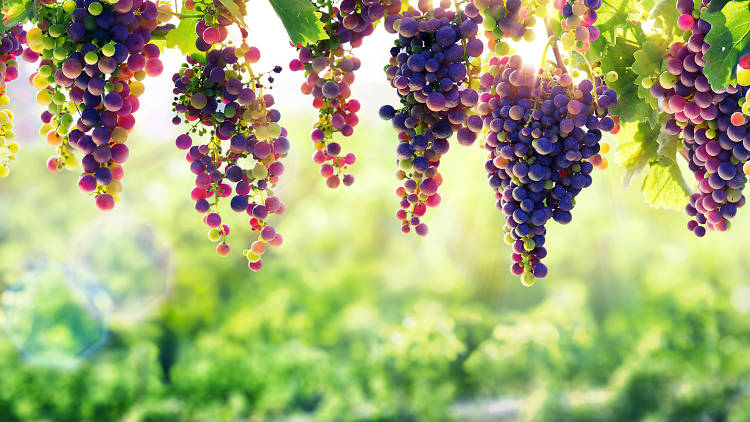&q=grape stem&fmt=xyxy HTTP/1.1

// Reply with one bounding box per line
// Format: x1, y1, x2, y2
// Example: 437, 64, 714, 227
543, 17, 566, 73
